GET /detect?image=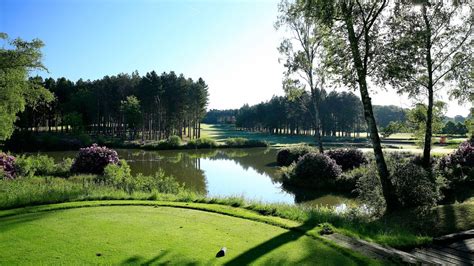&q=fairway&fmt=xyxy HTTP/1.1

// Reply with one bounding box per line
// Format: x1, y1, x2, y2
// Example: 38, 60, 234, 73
0, 205, 376, 265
